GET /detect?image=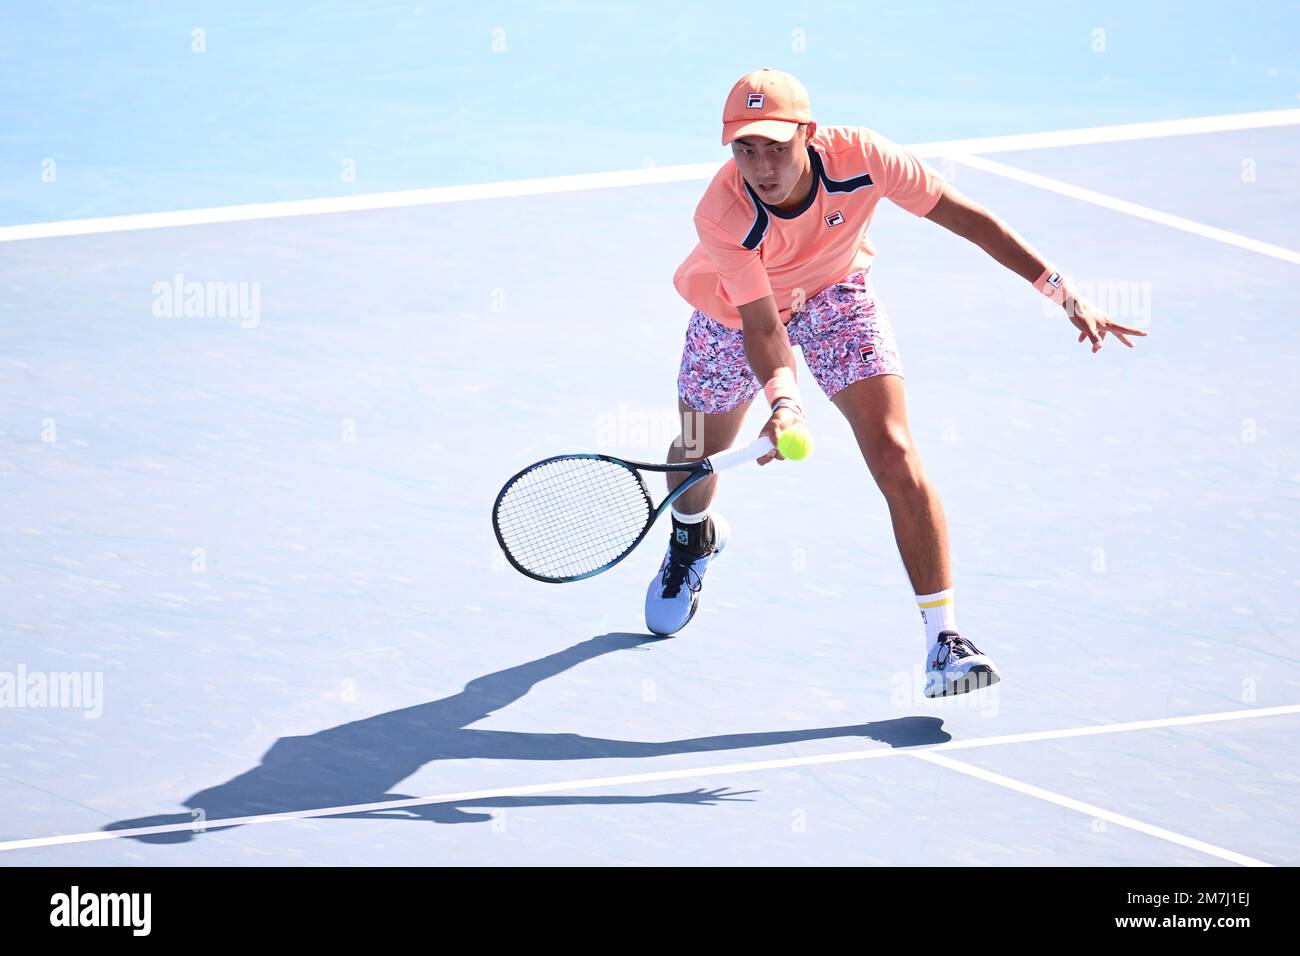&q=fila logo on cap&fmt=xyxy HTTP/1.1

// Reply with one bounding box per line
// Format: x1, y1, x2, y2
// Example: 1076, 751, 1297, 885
825, 210, 844, 227
746, 92, 765, 108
